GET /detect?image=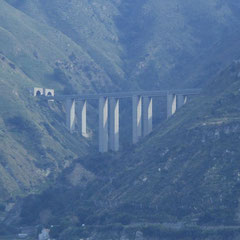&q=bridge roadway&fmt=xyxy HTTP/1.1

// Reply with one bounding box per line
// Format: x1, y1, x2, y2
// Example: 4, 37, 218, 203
43, 89, 201, 101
